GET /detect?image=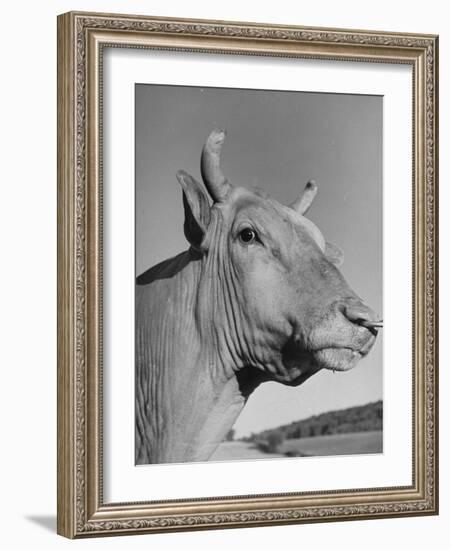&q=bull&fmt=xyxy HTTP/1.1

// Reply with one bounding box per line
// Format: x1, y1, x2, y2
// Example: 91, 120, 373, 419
136, 129, 382, 464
